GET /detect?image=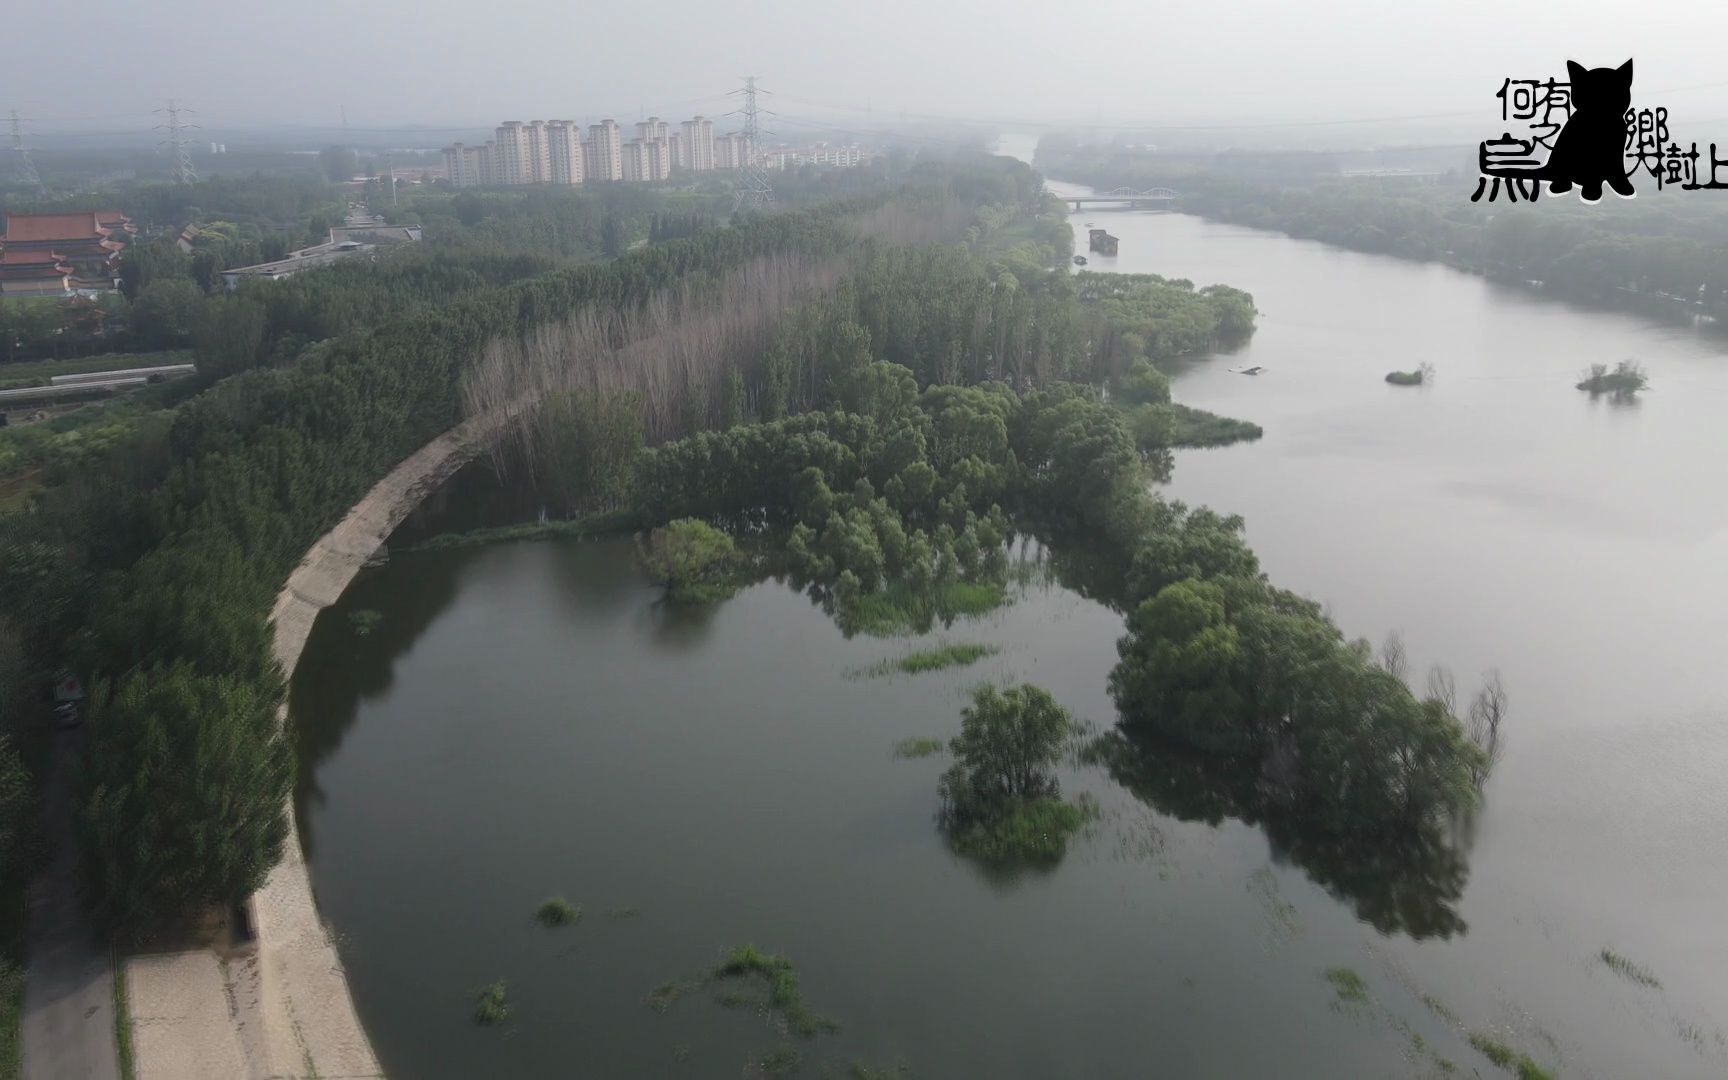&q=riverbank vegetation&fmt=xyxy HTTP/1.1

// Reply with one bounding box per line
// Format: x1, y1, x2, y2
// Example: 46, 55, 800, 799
1036, 135, 1728, 326
4, 156, 1051, 939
